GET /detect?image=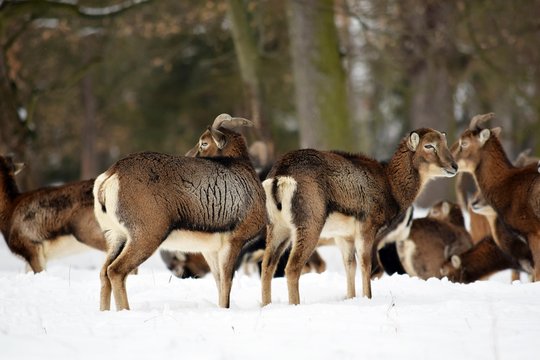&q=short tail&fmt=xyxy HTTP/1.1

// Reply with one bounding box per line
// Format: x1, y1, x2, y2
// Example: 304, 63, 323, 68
262, 176, 297, 222
93, 171, 112, 214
